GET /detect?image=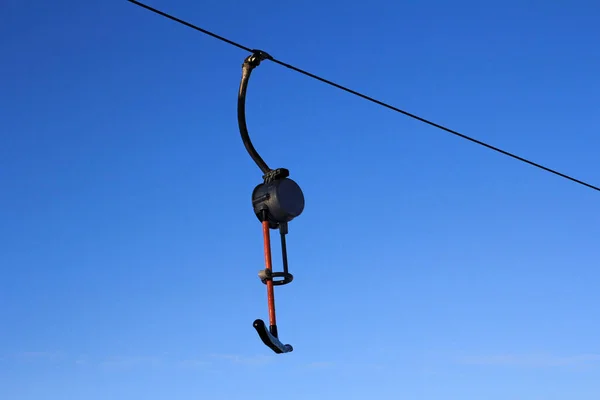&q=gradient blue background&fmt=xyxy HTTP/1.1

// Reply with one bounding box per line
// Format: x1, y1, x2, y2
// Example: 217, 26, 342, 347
1, 0, 599, 399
